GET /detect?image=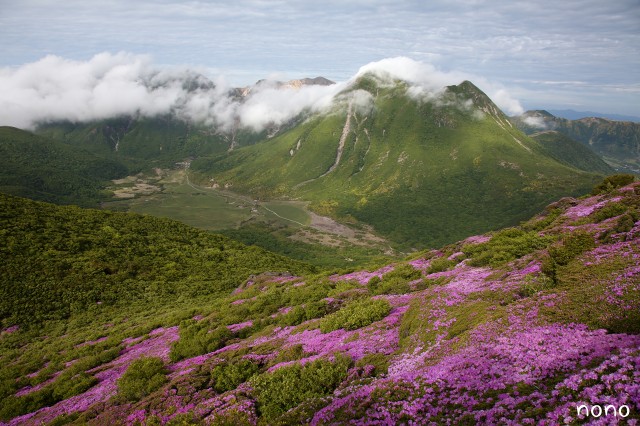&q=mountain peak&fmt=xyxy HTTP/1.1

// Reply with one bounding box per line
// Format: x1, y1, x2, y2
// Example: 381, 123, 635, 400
240, 76, 336, 96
